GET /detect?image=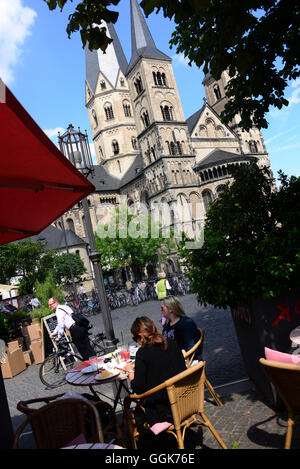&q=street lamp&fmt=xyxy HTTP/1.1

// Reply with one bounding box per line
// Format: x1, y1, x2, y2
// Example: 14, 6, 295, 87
58, 124, 118, 351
